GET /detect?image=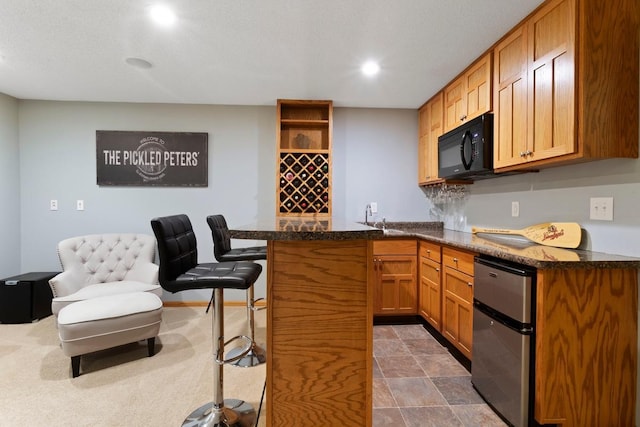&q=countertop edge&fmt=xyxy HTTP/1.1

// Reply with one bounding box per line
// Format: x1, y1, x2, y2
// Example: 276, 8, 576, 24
229, 229, 384, 241
385, 228, 640, 270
